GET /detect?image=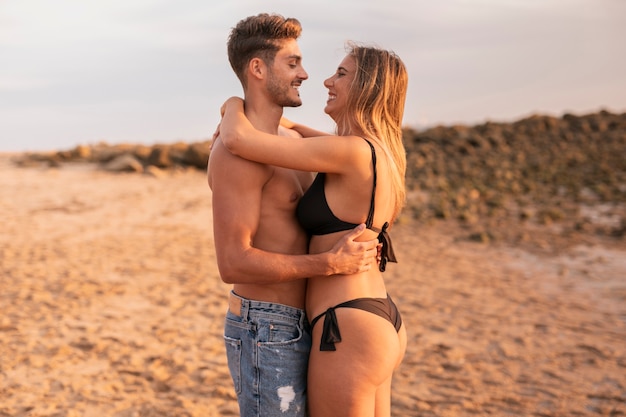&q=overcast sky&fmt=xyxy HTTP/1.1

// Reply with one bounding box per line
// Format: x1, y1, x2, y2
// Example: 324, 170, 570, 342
1, 0, 625, 151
